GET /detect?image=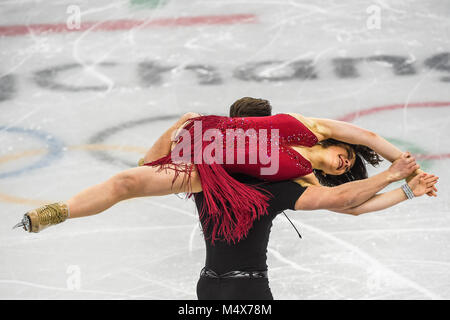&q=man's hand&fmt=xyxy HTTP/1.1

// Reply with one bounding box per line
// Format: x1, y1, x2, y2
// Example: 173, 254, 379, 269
388, 152, 420, 182
408, 173, 439, 197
